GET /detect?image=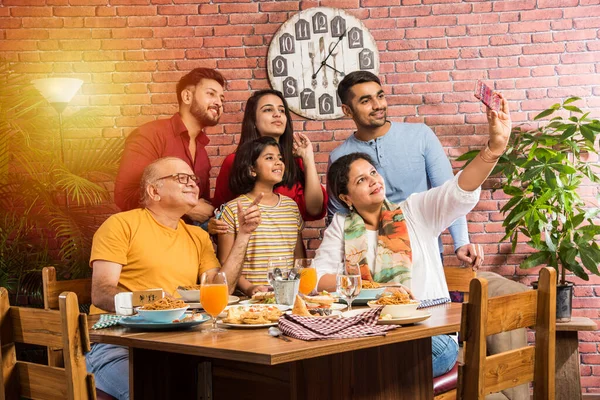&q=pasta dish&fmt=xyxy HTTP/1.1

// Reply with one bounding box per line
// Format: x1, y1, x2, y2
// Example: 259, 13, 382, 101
179, 284, 202, 290
140, 297, 187, 310
362, 280, 381, 289
373, 290, 413, 305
